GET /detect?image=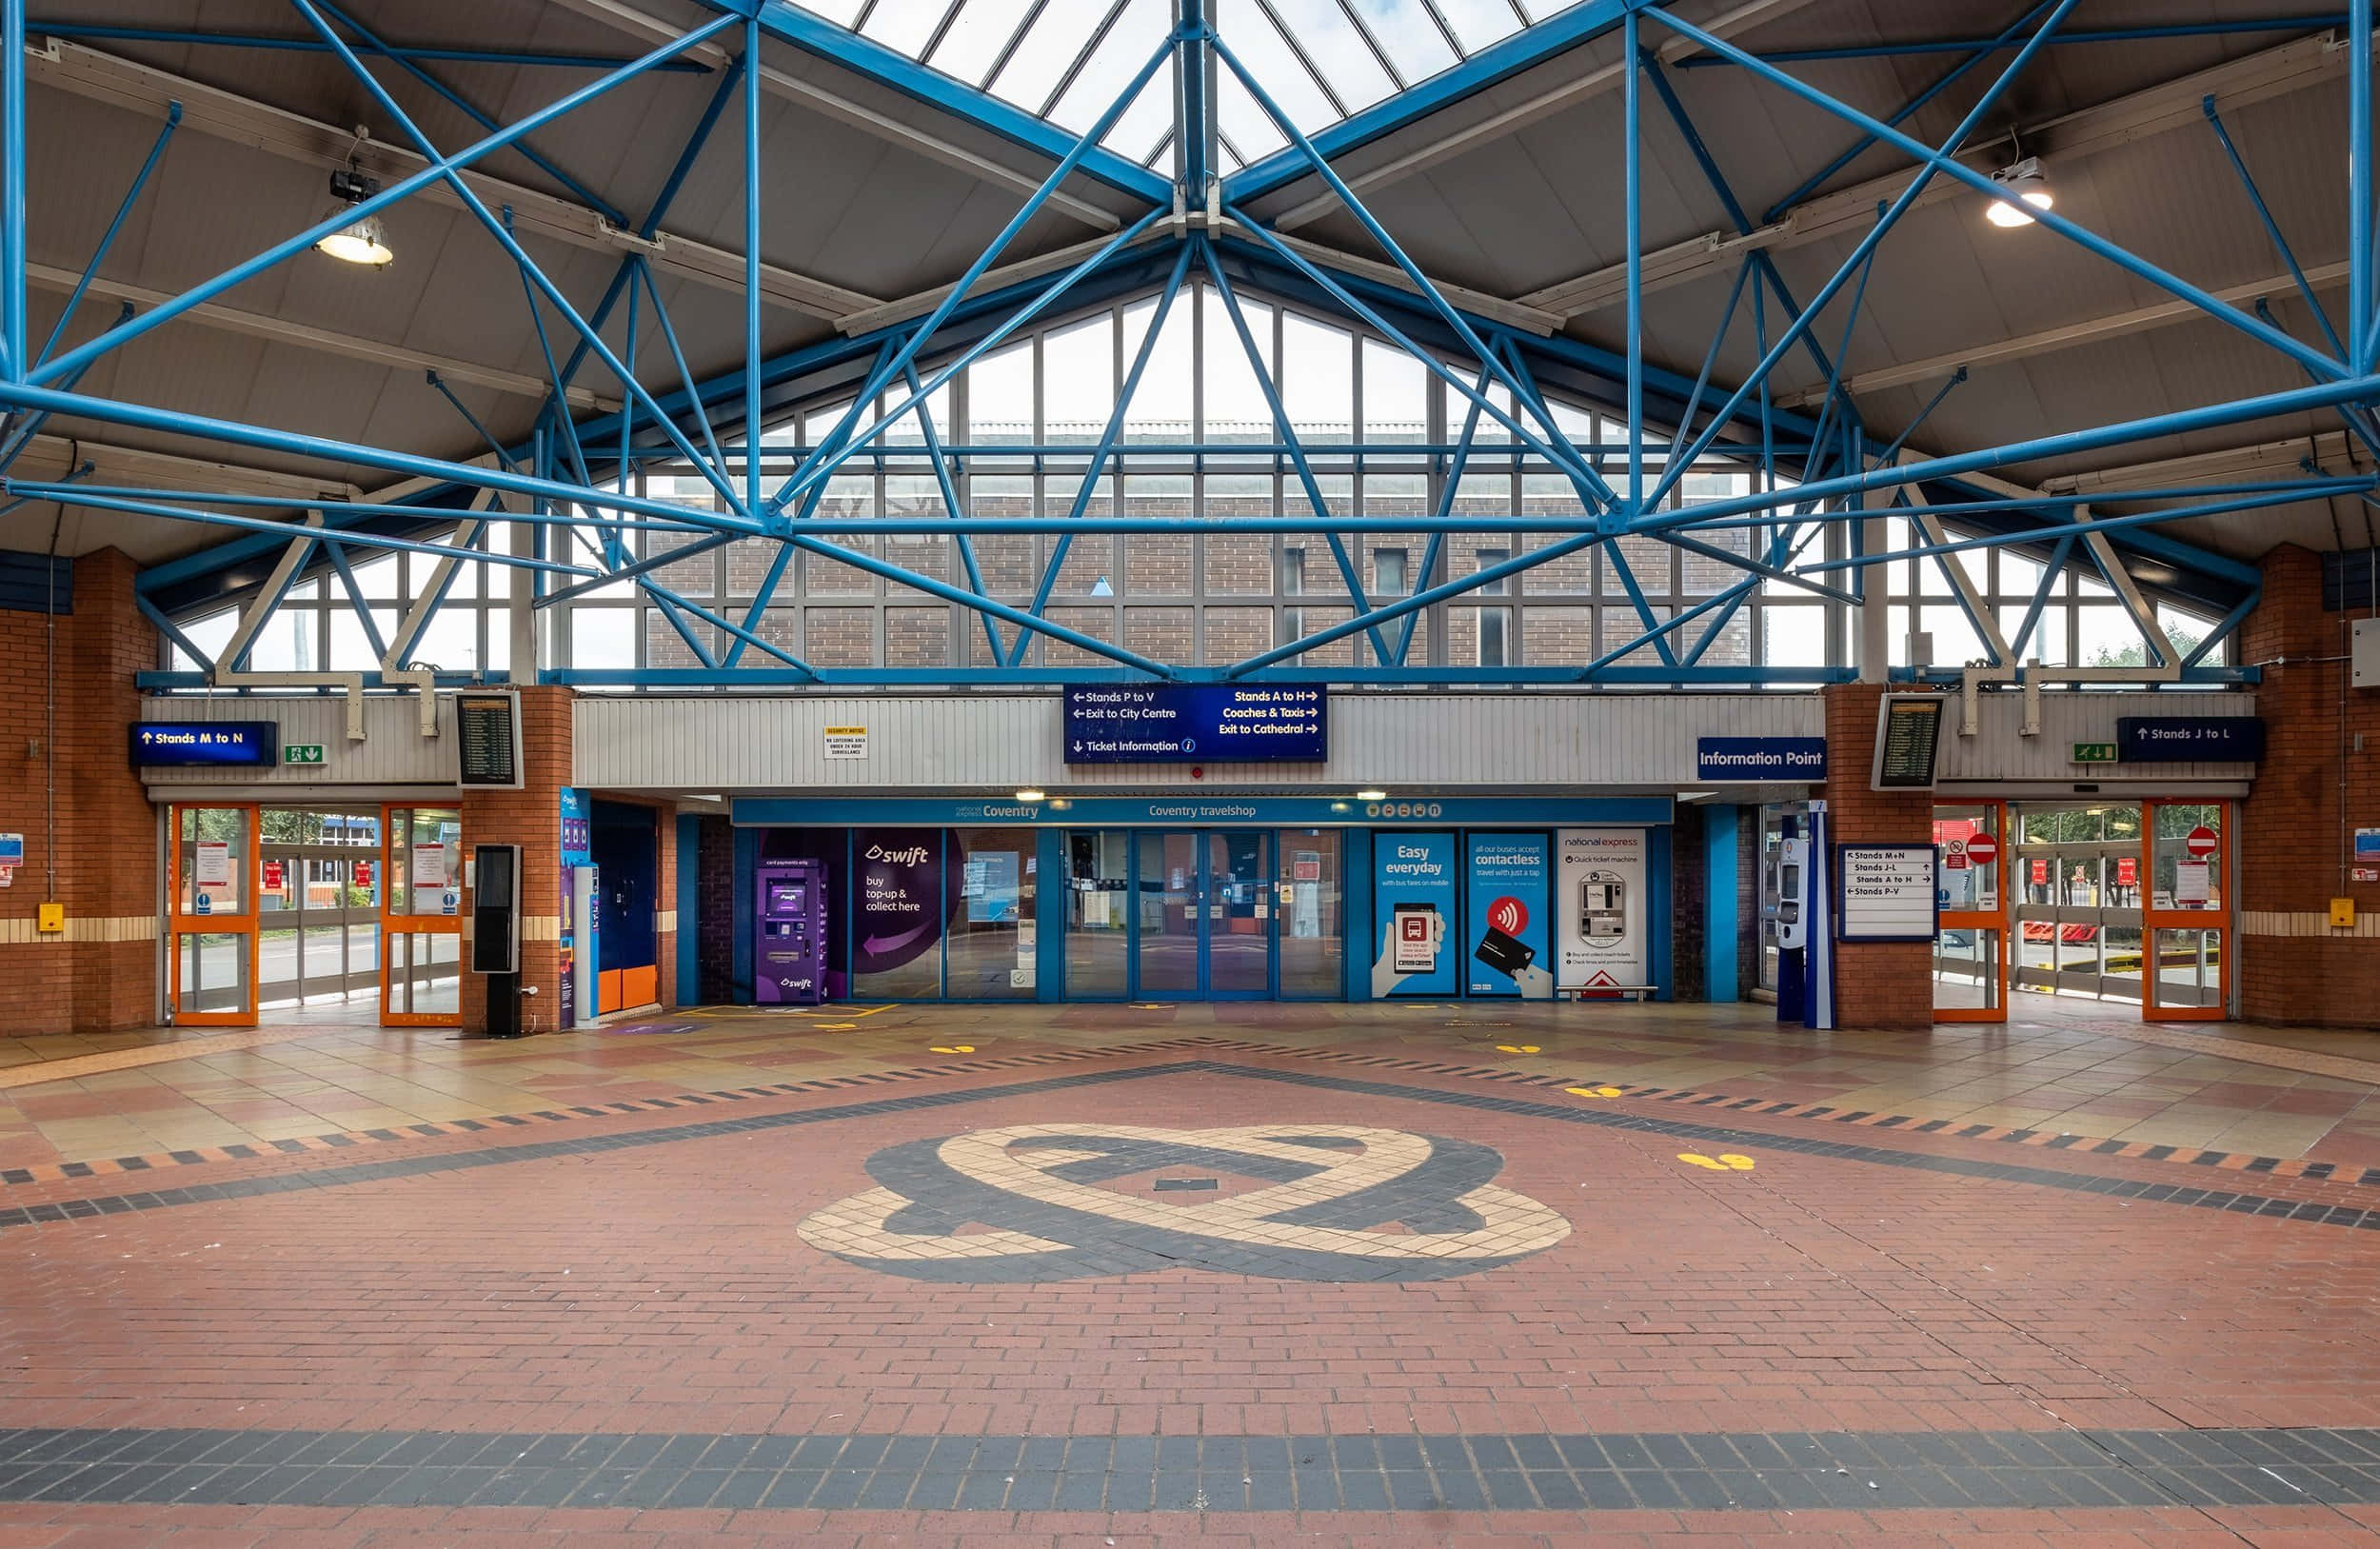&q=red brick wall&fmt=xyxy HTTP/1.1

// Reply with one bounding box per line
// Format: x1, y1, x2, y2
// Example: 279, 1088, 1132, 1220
0, 548, 161, 1033
2236, 545, 2380, 1028
457, 685, 572, 1035
1820, 682, 1936, 1030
